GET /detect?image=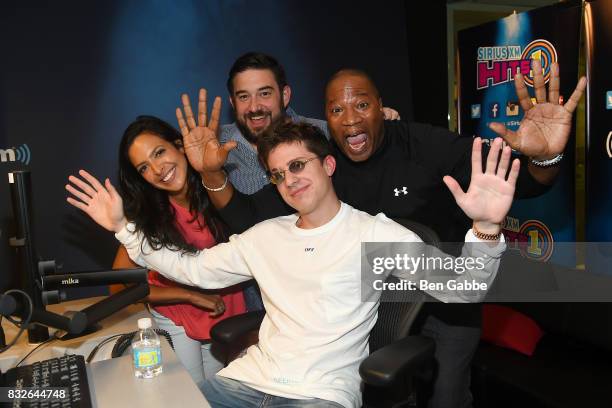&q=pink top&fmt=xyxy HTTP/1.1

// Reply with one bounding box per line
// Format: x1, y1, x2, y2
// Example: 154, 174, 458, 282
147, 200, 246, 340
